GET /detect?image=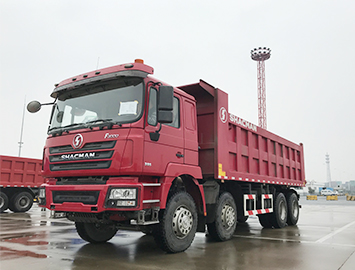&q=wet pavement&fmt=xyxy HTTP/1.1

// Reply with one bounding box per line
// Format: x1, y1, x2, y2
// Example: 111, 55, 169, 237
1, 196, 355, 270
